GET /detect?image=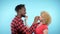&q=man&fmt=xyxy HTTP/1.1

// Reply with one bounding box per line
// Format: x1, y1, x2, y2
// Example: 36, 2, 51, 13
11, 4, 38, 34
11, 4, 30, 34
